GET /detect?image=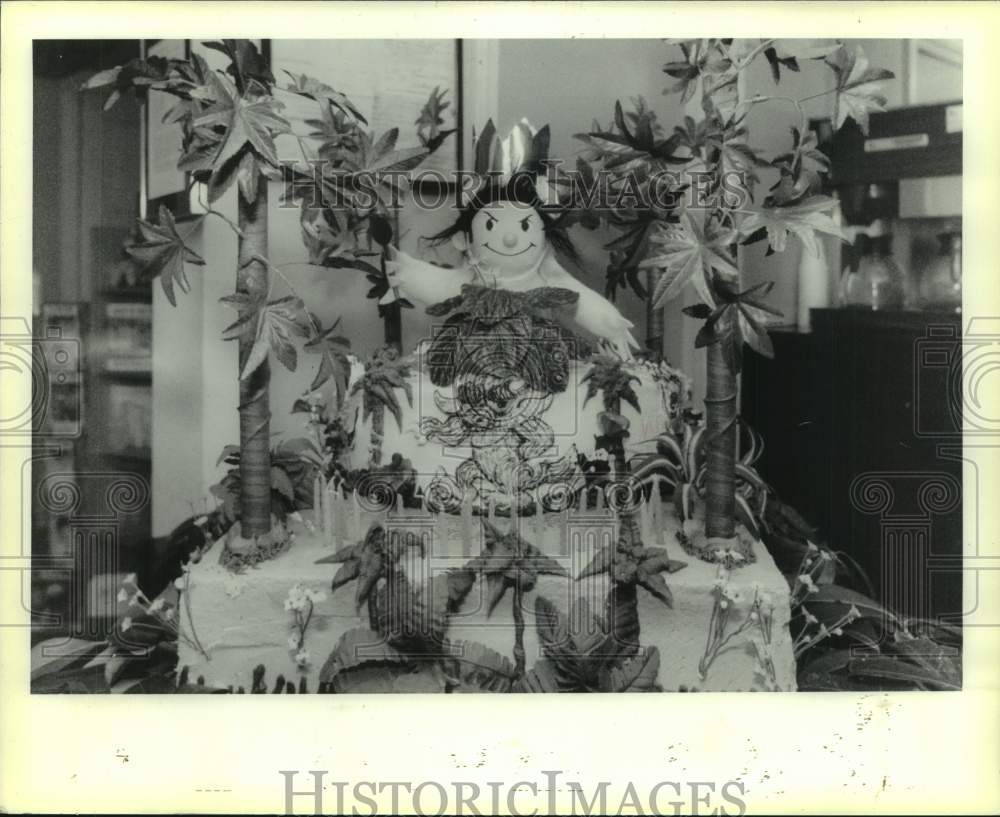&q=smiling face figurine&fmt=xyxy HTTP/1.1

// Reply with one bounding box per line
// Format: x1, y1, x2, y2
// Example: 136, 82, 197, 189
382, 165, 640, 358
433, 172, 577, 288
465, 200, 548, 281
